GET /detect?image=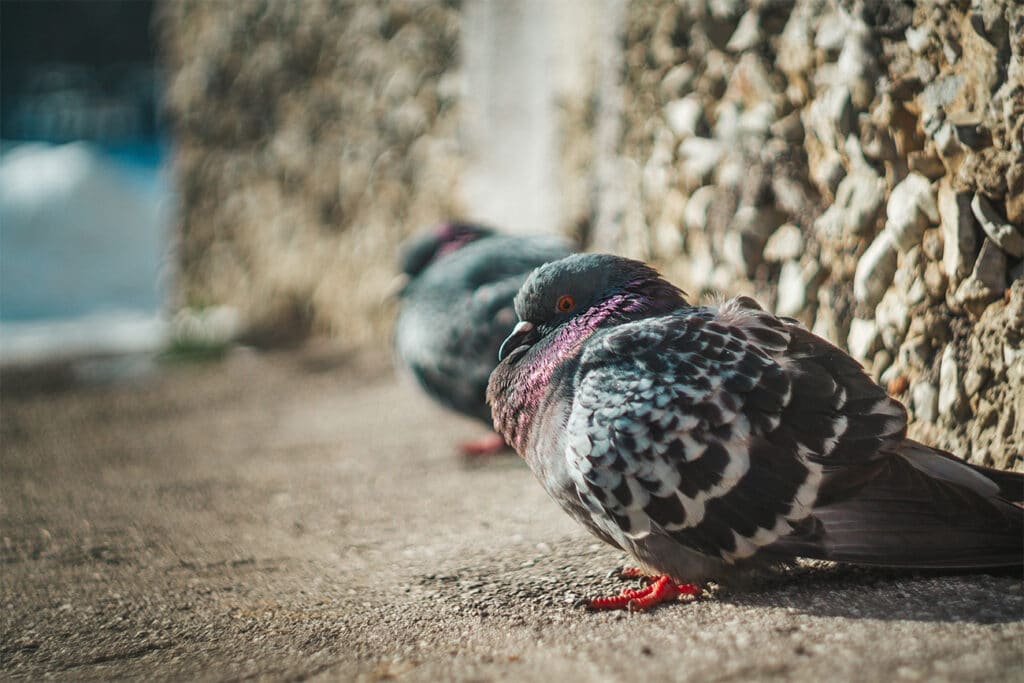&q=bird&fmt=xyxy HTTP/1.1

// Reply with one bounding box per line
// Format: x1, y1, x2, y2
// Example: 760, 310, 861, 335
487, 253, 1023, 610
394, 221, 573, 455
